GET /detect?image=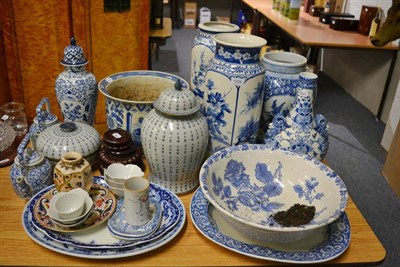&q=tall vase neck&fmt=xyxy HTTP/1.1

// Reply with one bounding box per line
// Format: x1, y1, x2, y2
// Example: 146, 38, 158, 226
288, 89, 314, 127
215, 43, 261, 64
65, 65, 86, 73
